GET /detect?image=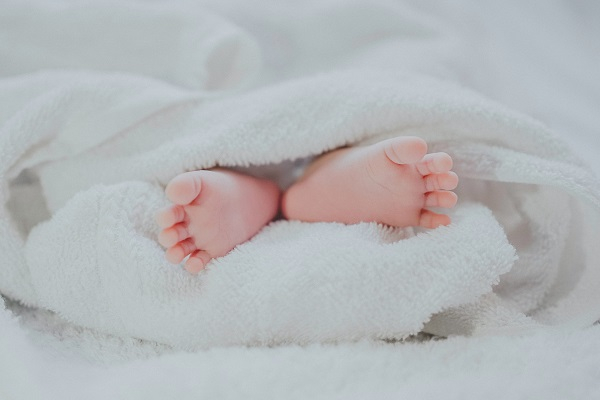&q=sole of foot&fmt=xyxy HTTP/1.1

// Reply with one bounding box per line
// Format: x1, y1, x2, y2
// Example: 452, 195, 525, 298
156, 169, 280, 274
282, 136, 458, 229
